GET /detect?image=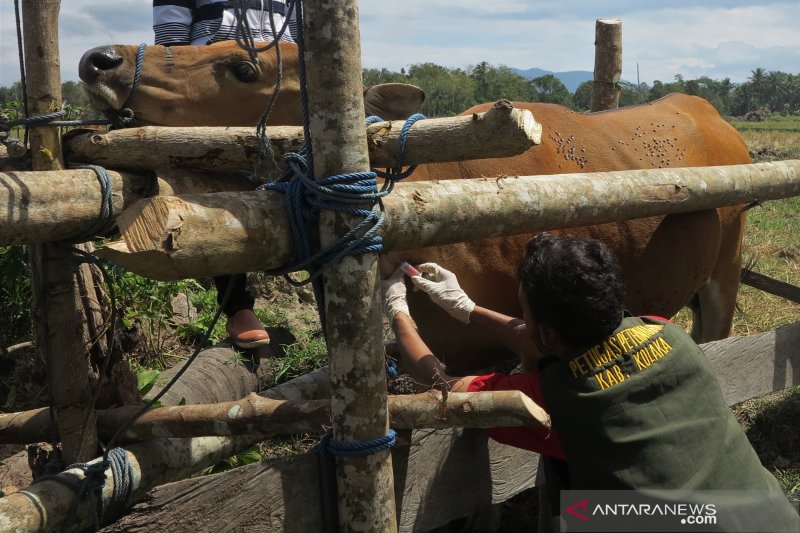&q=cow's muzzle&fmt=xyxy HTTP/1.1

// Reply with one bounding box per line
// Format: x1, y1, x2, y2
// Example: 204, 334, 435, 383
79, 46, 124, 84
